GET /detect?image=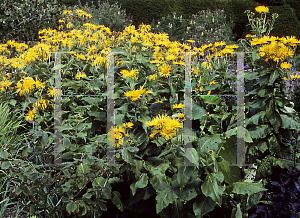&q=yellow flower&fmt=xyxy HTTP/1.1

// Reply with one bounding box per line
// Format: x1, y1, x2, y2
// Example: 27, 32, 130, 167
34, 97, 50, 110
202, 61, 213, 70
0, 80, 12, 89
290, 75, 300, 80
207, 90, 211, 95
280, 62, 292, 70
25, 108, 37, 122
34, 78, 45, 90
59, 19, 65, 23
123, 122, 134, 129
165, 119, 183, 129
149, 74, 157, 80
75, 53, 86, 60
209, 80, 218, 85
178, 113, 185, 119
47, 87, 60, 98
173, 103, 184, 109
161, 127, 176, 140
75, 73, 87, 79
188, 40, 195, 43
63, 10, 72, 15
154, 100, 163, 103
159, 63, 173, 78
66, 22, 73, 29
120, 69, 139, 79
255, 6, 269, 13
15, 77, 35, 96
